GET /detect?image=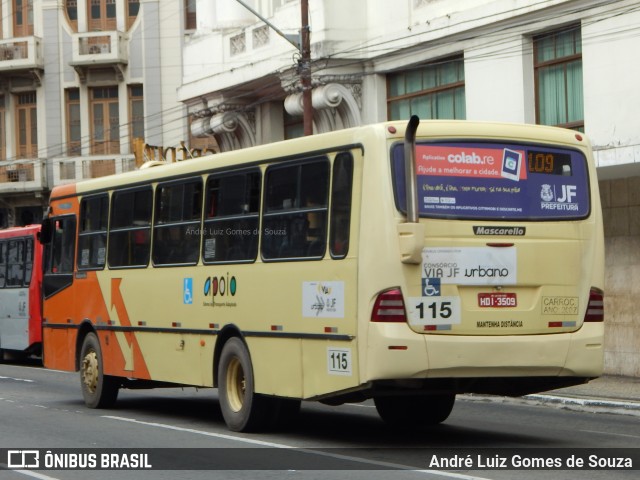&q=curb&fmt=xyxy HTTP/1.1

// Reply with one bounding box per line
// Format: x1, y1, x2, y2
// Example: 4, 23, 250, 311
461, 393, 640, 417
524, 393, 640, 413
